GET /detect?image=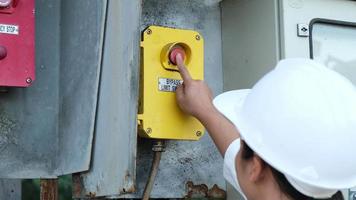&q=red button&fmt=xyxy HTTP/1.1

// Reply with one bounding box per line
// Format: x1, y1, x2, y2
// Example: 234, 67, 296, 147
0, 46, 7, 60
0, 0, 12, 7
169, 46, 186, 65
